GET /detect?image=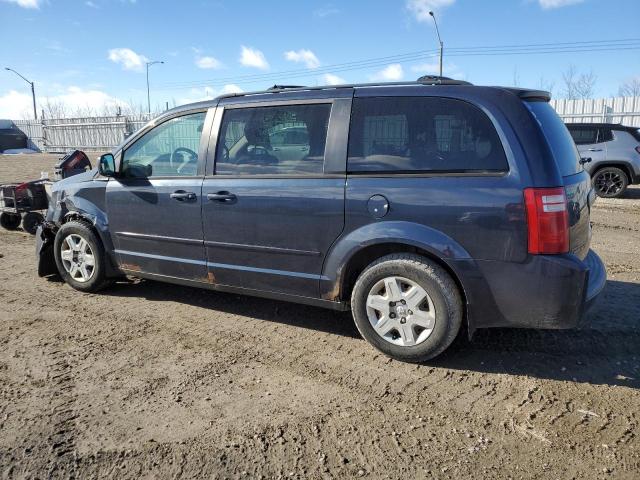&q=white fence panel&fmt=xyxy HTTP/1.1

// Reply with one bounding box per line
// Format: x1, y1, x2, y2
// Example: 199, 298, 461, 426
9, 96, 640, 153
552, 96, 640, 127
